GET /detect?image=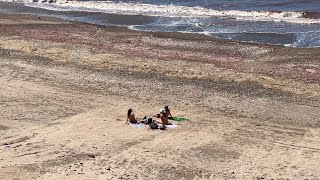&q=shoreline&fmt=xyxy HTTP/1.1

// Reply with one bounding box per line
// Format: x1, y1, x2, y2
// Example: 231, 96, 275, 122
0, 13, 320, 179
2, 12, 319, 85
1, 1, 320, 48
